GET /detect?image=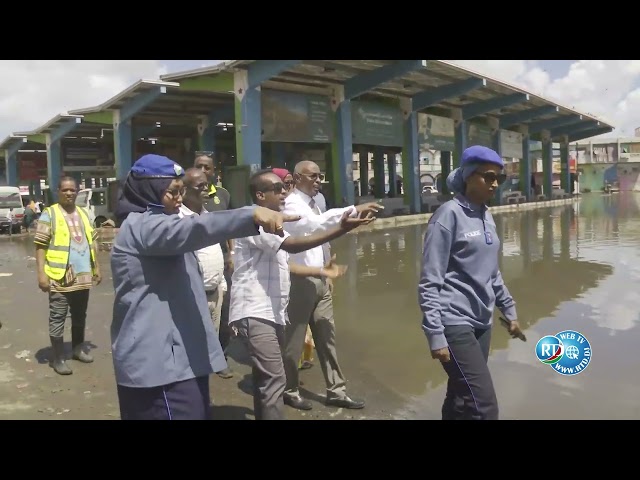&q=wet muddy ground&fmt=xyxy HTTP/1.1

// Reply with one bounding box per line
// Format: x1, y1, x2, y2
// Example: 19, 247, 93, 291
0, 233, 395, 420
2, 193, 640, 420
